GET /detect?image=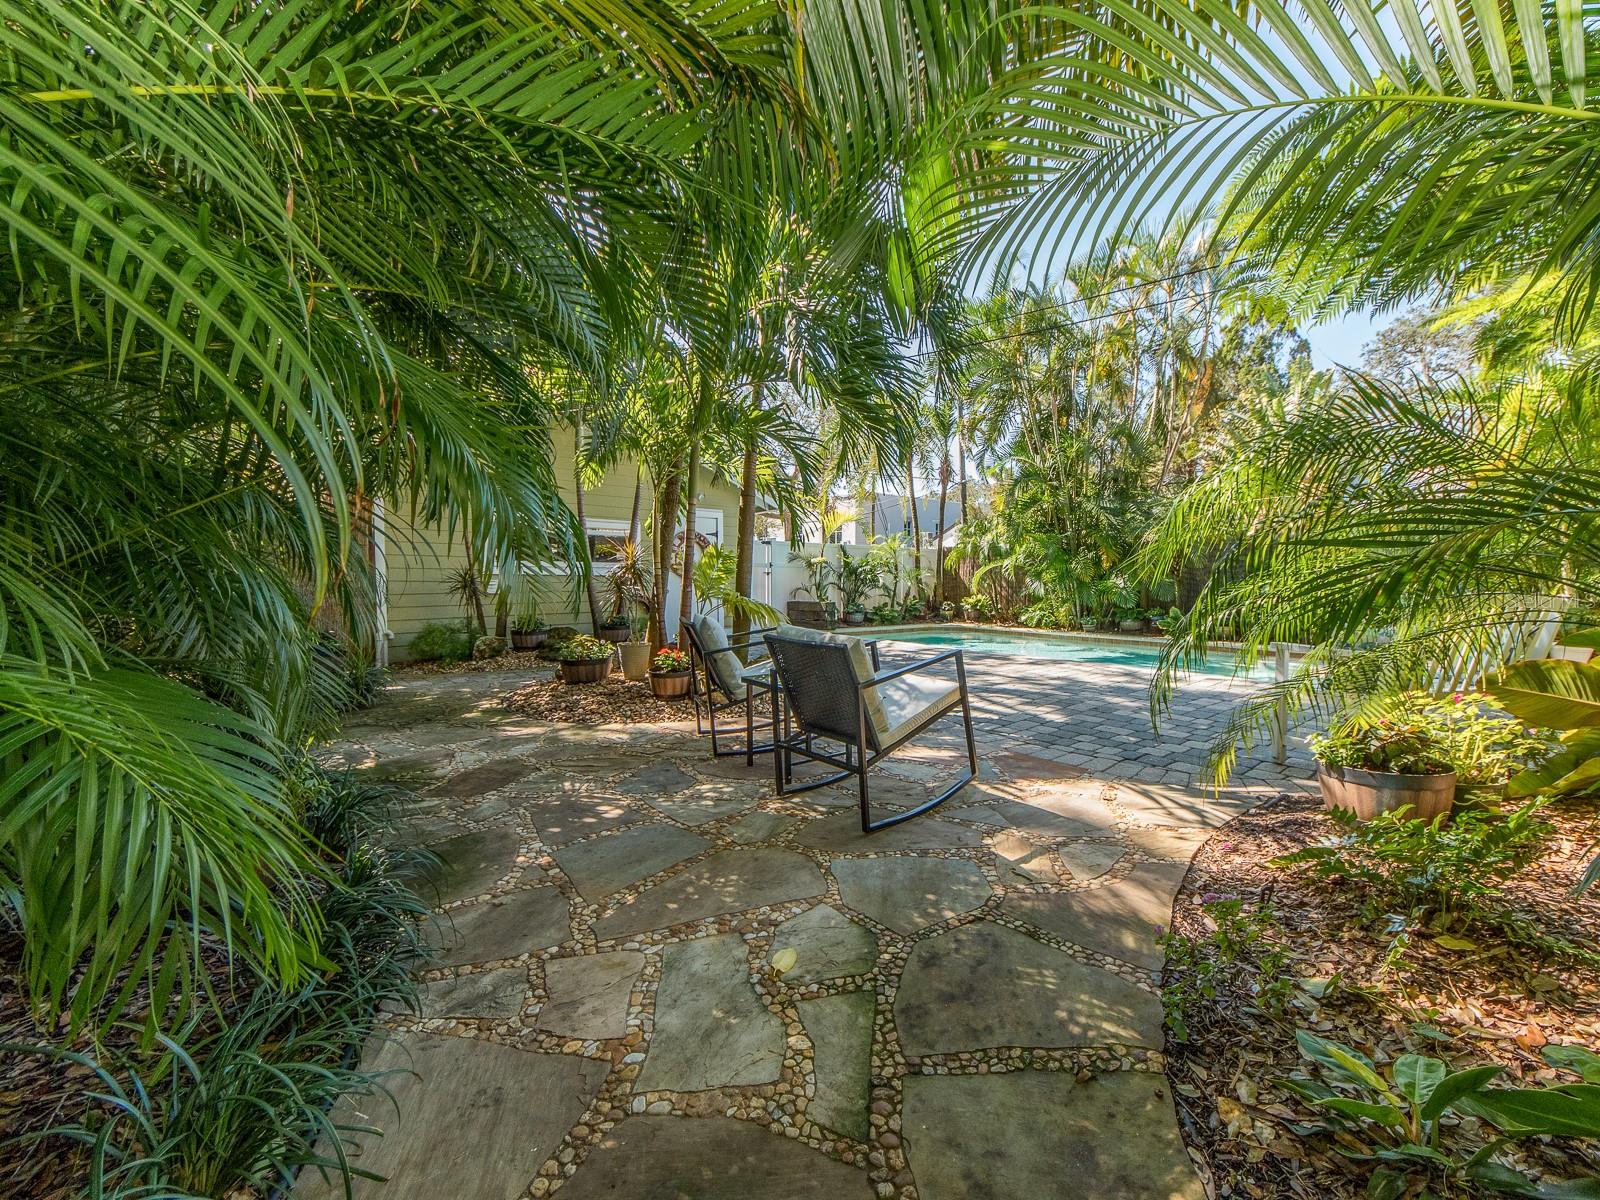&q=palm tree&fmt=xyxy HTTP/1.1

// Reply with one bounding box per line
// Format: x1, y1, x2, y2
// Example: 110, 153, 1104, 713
0, 0, 912, 1030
